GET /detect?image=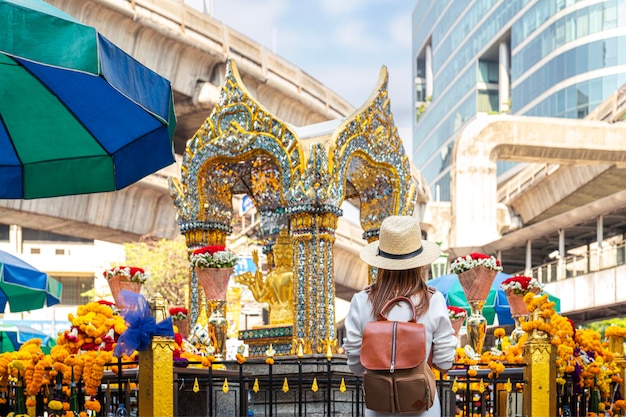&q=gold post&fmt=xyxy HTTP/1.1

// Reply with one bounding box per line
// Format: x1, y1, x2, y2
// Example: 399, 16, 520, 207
138, 336, 176, 417
609, 335, 626, 401
523, 307, 557, 417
